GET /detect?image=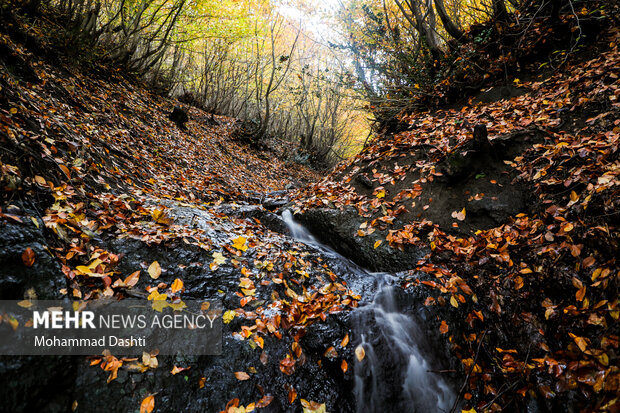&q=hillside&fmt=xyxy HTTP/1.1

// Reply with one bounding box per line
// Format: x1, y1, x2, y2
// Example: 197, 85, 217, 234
0, 3, 619, 413
292, 25, 620, 412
